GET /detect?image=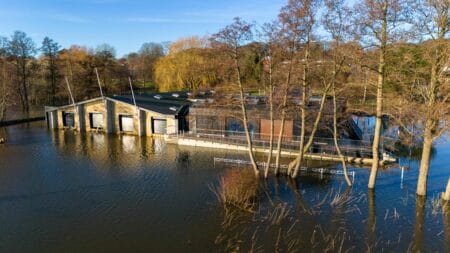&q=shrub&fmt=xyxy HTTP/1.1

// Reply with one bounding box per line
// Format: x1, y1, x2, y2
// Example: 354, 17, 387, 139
214, 169, 259, 211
